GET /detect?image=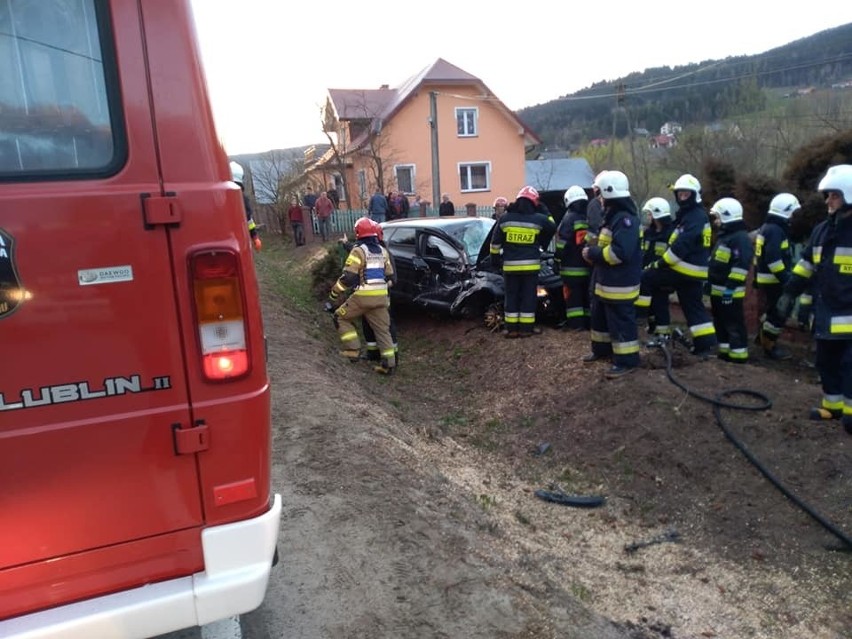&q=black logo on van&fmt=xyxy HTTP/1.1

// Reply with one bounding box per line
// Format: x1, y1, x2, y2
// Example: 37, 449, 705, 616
0, 228, 27, 319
